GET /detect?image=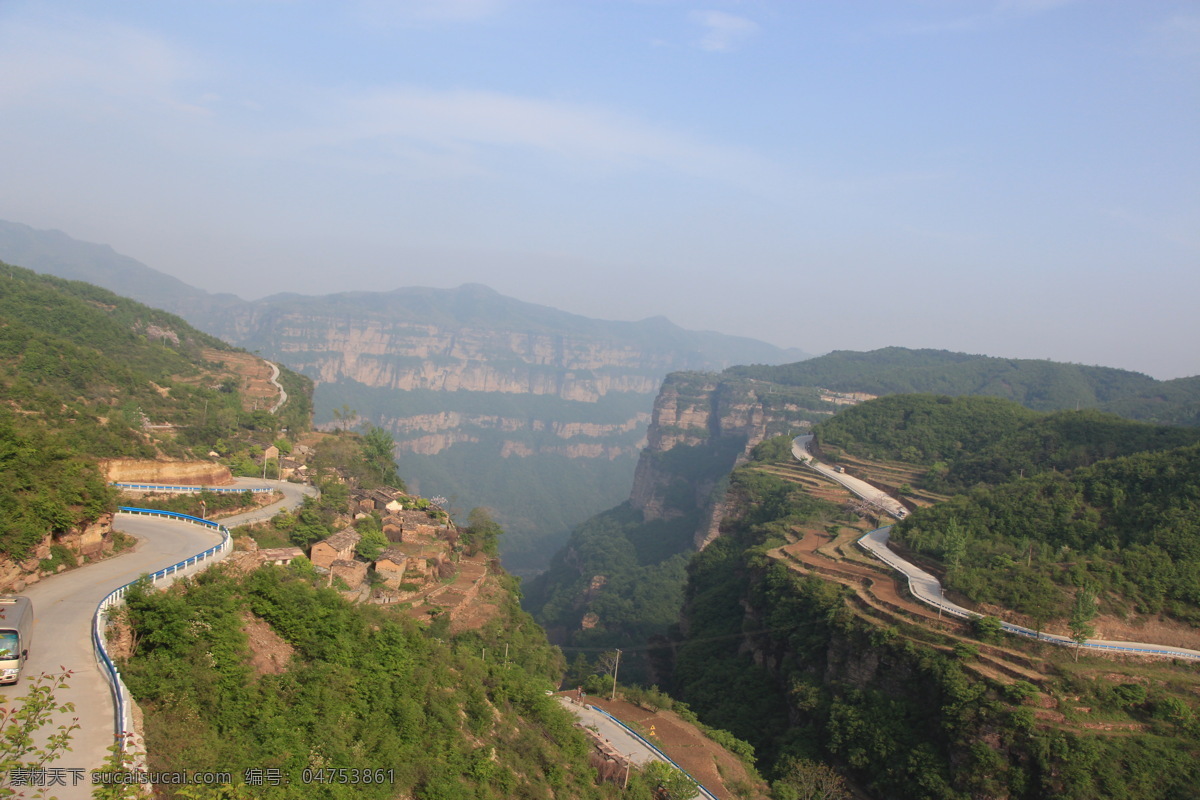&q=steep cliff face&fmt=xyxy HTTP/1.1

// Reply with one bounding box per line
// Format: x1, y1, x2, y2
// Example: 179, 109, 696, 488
525, 371, 843, 679
202, 286, 811, 572
629, 372, 836, 548
0, 220, 814, 572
